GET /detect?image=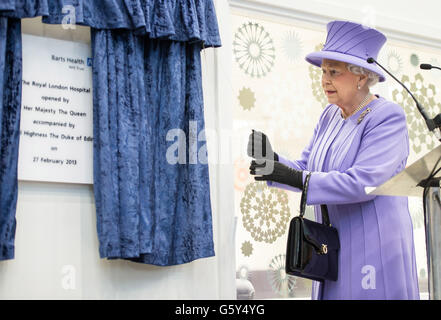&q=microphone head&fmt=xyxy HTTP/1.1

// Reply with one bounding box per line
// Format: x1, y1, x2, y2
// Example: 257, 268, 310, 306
420, 63, 432, 70
367, 57, 375, 64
